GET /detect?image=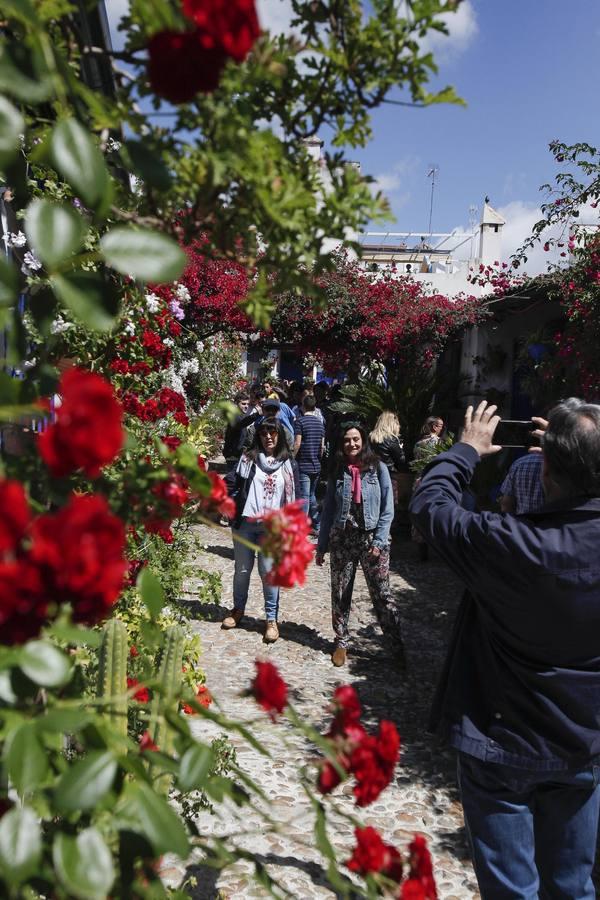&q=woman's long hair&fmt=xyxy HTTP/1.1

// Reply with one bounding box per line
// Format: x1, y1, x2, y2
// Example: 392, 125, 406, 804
370, 411, 400, 444
246, 416, 291, 462
331, 421, 379, 477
